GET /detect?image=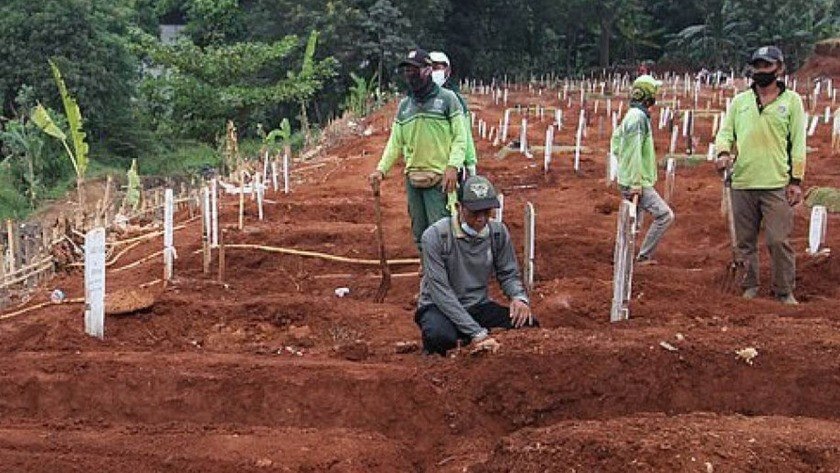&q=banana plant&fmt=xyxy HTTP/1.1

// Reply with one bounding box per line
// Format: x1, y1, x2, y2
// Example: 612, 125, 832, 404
266, 118, 293, 159
31, 59, 89, 207
298, 30, 319, 144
